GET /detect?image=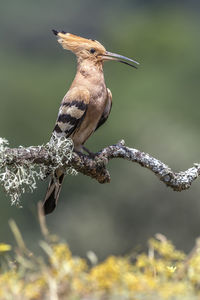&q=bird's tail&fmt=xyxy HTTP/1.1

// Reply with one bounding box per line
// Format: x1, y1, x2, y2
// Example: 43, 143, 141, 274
43, 169, 65, 215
